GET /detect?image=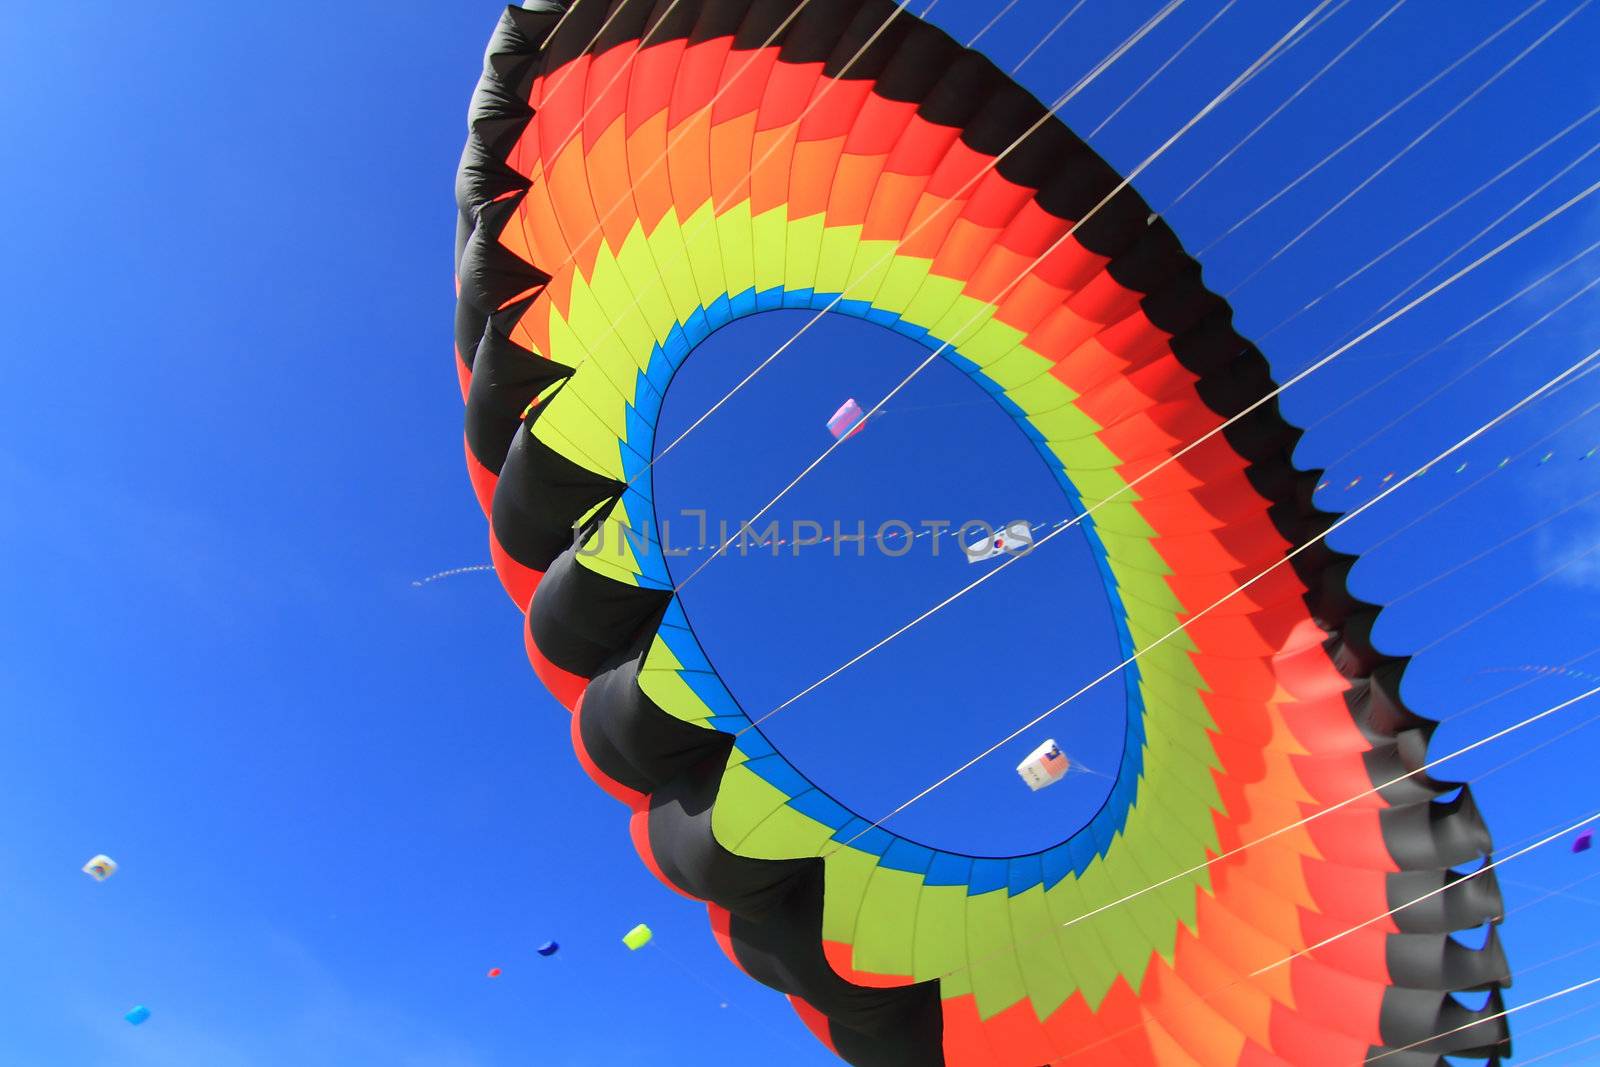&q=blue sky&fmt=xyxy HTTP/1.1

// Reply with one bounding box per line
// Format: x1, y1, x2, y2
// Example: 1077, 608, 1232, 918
2, 1, 1598, 1064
